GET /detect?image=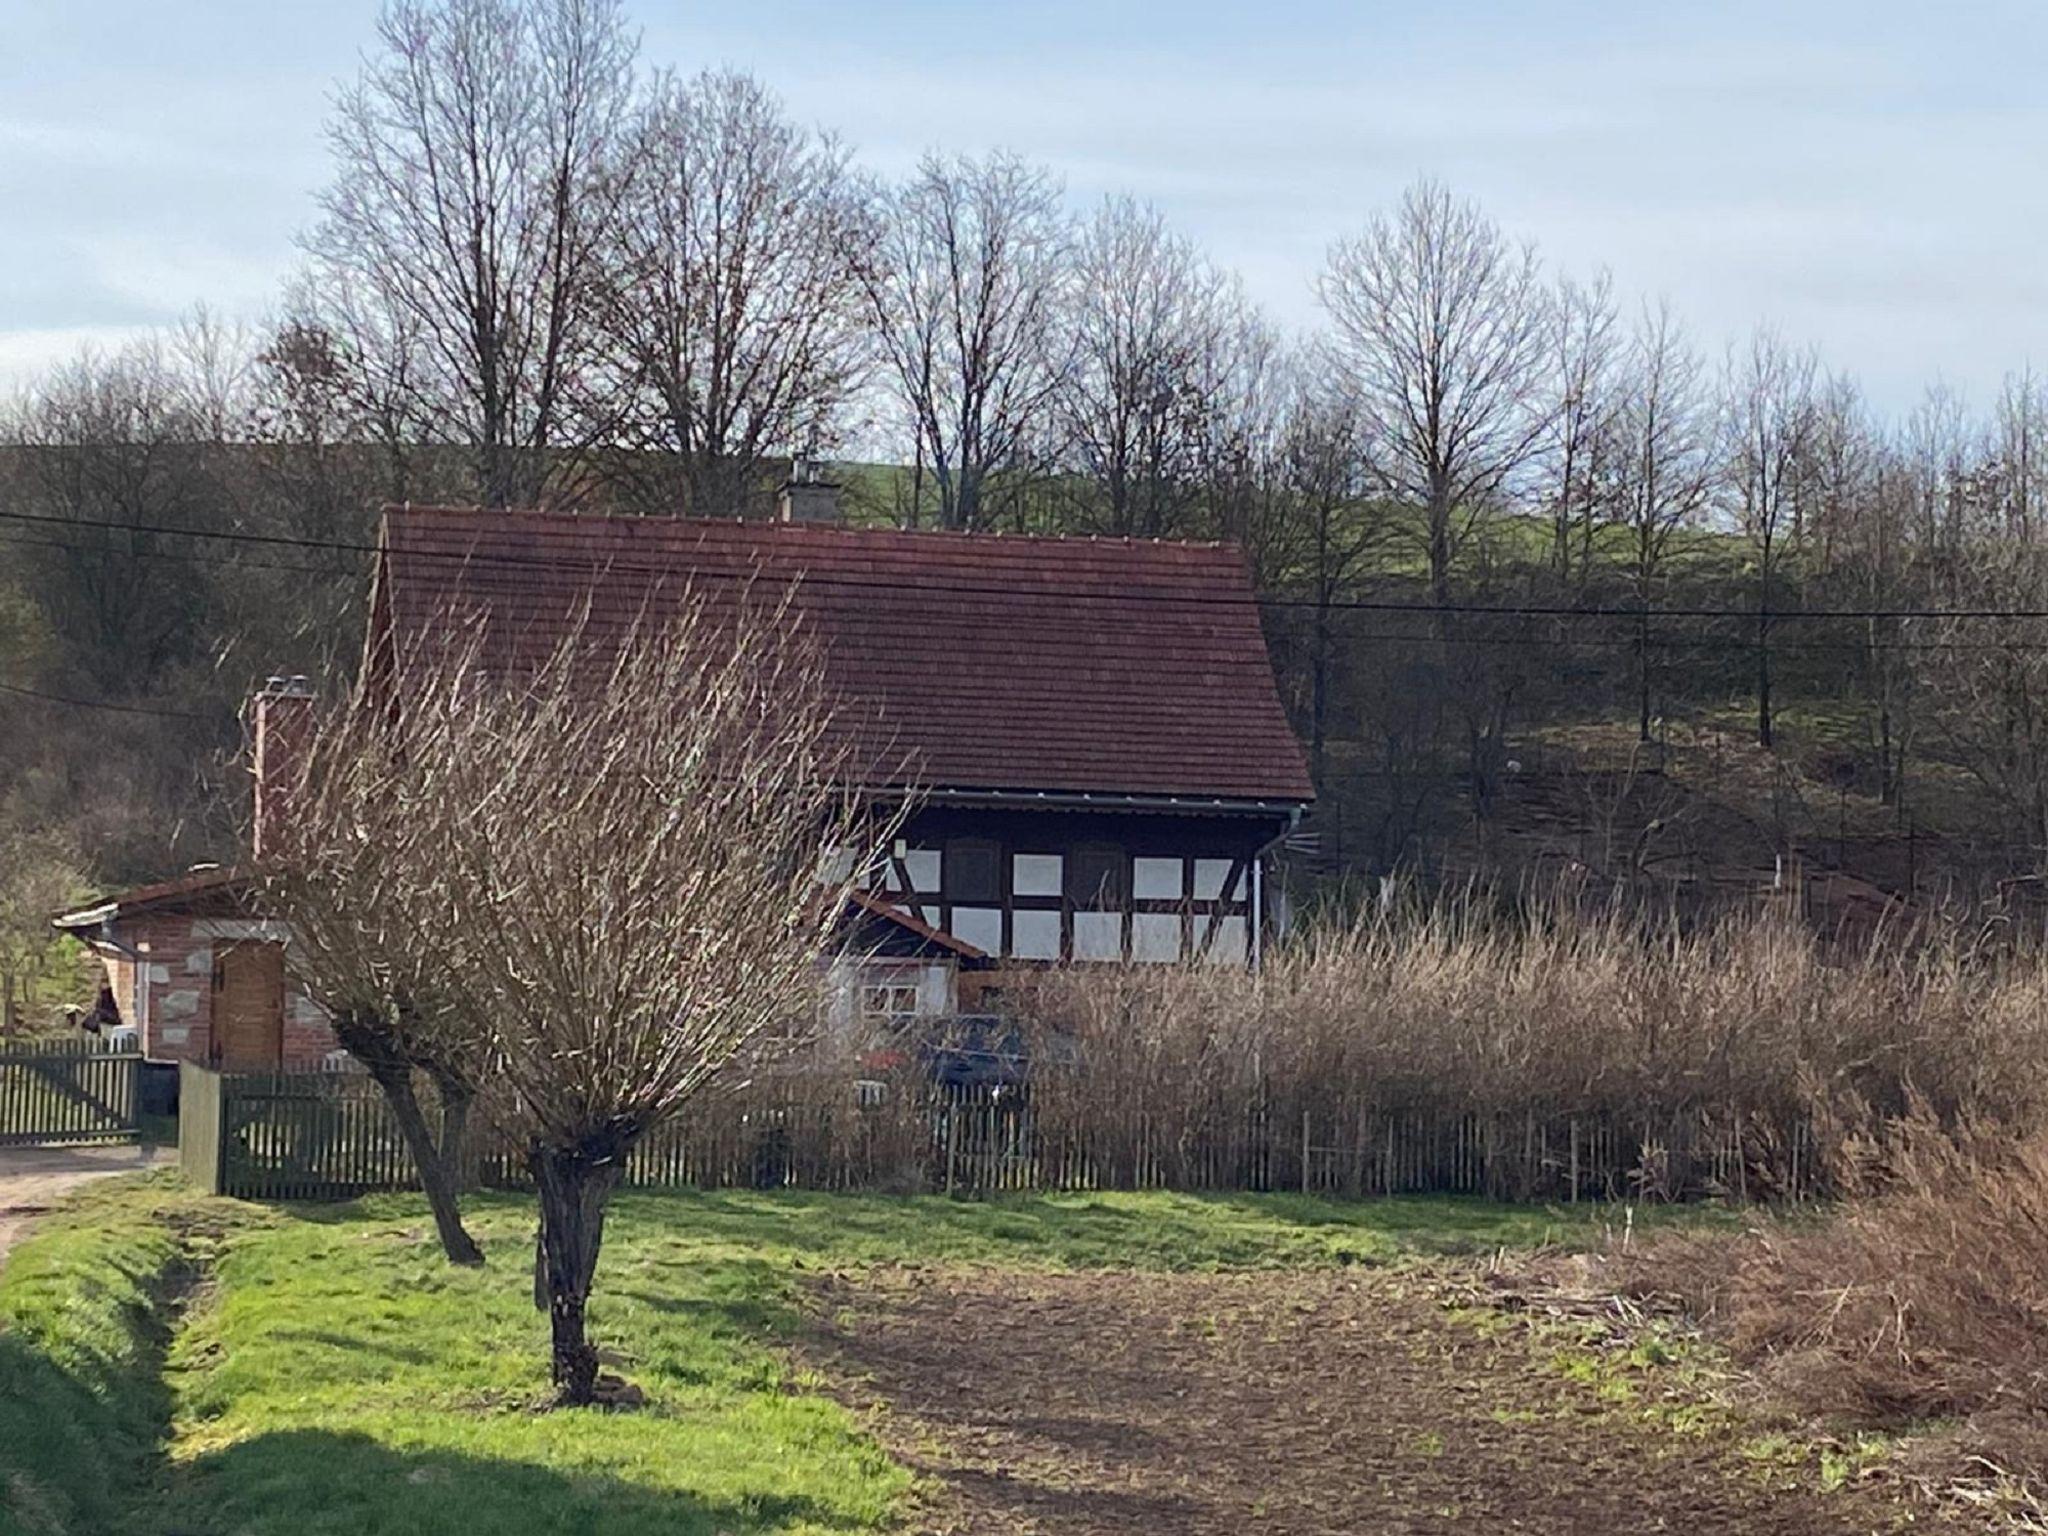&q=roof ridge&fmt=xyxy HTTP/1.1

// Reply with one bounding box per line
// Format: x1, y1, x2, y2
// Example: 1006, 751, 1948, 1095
381, 504, 1234, 553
